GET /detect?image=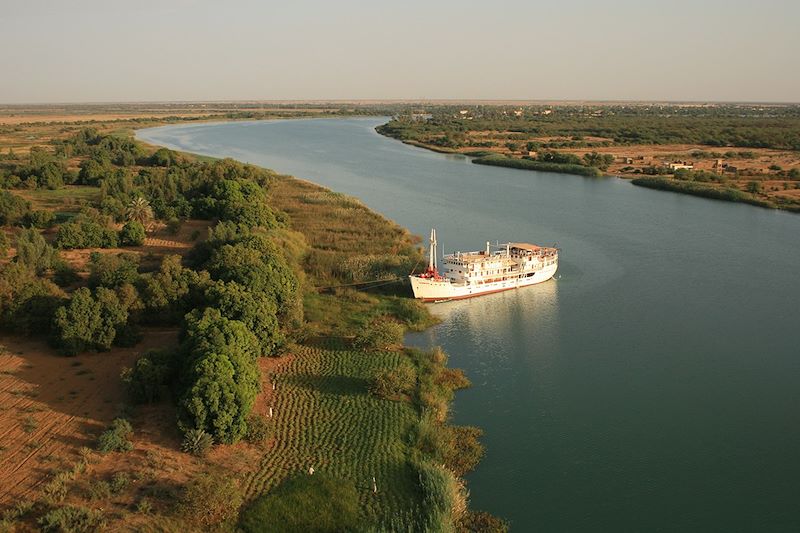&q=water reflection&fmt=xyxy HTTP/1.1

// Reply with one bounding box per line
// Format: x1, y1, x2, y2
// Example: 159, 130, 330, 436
408, 279, 559, 385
